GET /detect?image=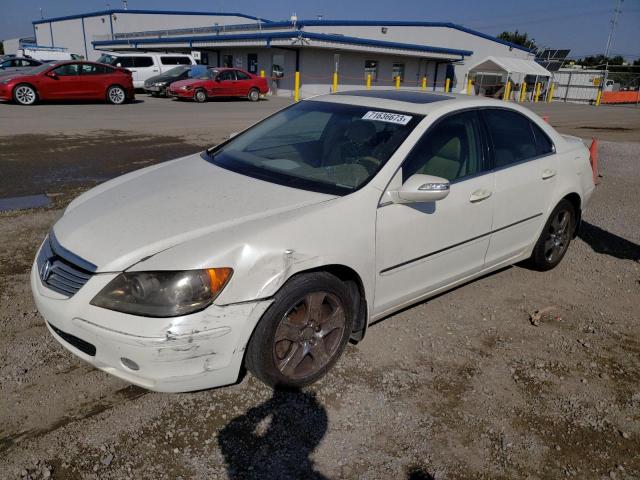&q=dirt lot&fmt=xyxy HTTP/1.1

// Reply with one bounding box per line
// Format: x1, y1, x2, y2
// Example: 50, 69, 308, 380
0, 95, 639, 480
